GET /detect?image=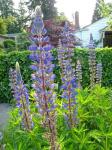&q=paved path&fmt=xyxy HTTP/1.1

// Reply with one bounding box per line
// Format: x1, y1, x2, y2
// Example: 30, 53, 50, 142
0, 103, 11, 130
